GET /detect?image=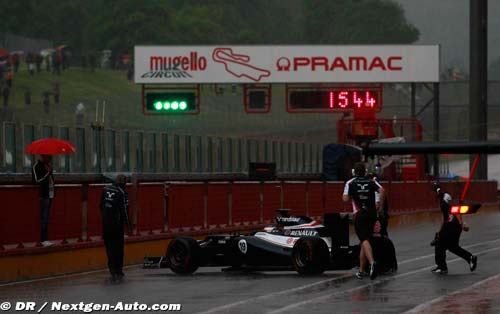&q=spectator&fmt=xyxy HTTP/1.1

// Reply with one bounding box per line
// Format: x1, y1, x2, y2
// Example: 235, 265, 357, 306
26, 52, 34, 76
35, 54, 42, 73
28, 61, 35, 76
12, 54, 19, 73
53, 82, 60, 105
99, 174, 131, 283
52, 53, 61, 75
43, 91, 51, 113
62, 51, 68, 70
6, 70, 13, 88
75, 102, 85, 125
2, 84, 9, 107
31, 154, 55, 247
44, 54, 51, 72
116, 56, 123, 70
